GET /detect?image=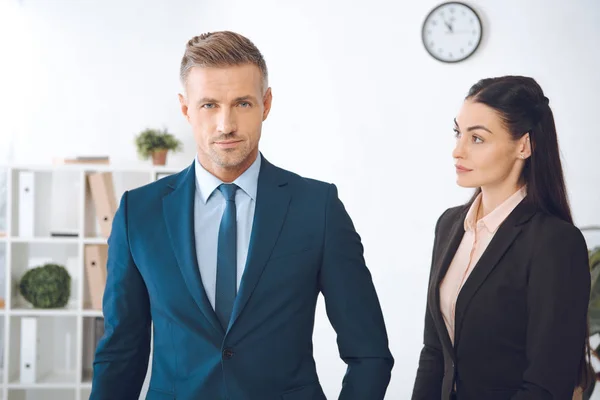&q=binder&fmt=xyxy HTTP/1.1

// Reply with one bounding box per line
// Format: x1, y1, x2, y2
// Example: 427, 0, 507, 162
81, 316, 105, 380
18, 171, 35, 237
87, 172, 117, 238
84, 244, 108, 310
20, 317, 38, 383
94, 317, 105, 350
